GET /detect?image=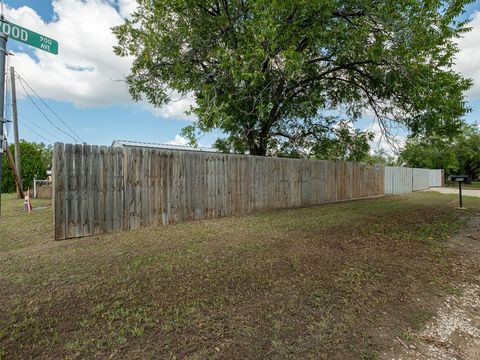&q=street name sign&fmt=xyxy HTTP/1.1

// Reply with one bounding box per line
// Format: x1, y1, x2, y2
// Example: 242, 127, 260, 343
0, 17, 58, 211
0, 19, 58, 54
